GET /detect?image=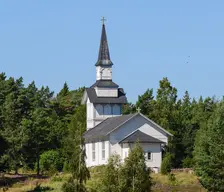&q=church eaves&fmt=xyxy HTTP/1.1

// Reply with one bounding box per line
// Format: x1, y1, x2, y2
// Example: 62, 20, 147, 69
95, 23, 113, 66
